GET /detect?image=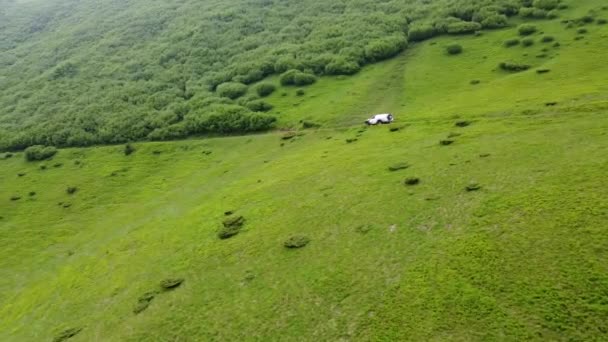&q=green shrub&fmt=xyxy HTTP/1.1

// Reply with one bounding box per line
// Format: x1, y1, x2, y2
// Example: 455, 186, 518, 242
10, 195, 21, 201
541, 35, 555, 42
325, 57, 360, 75
404, 177, 420, 186
216, 82, 248, 99
481, 14, 508, 28
253, 83, 276, 97
388, 163, 410, 172
218, 215, 245, 239
280, 70, 316, 86
24, 145, 57, 161
66, 186, 78, 195
296, 89, 306, 96
408, 24, 439, 42
499, 61, 531, 72
439, 139, 455, 146
577, 28, 588, 34
533, 0, 559, 10
245, 100, 273, 112
577, 16, 594, 24
522, 38, 535, 46
455, 120, 472, 127
446, 21, 482, 34
446, 44, 463, 55
364, 35, 408, 62
301, 121, 321, 129
284, 235, 310, 249
598, 19, 607, 24
547, 10, 559, 19
124, 143, 136, 155
504, 38, 521, 47
160, 278, 184, 290
465, 183, 482, 191
470, 79, 481, 85
518, 24, 538, 36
